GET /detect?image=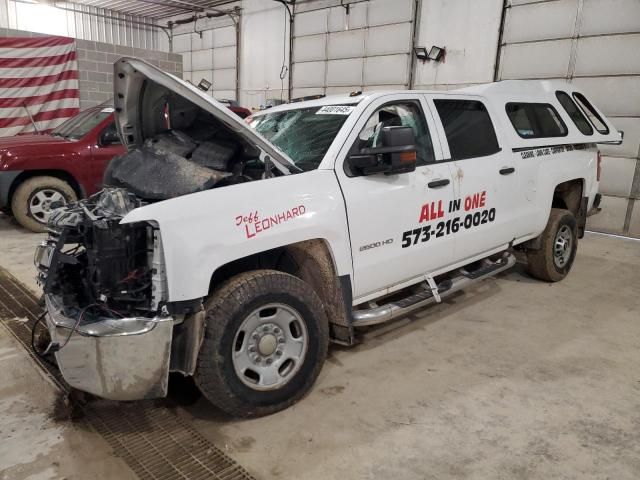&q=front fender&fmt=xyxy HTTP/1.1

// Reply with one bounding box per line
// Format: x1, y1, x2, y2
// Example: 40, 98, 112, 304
121, 170, 352, 301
